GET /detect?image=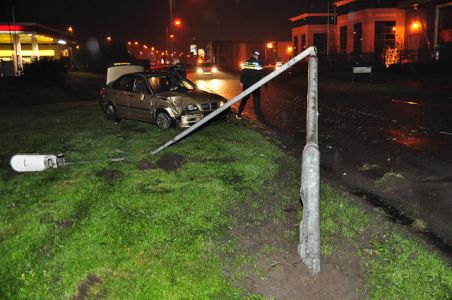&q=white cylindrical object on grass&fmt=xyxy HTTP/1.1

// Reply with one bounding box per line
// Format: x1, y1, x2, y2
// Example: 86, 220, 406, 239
10, 154, 58, 172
